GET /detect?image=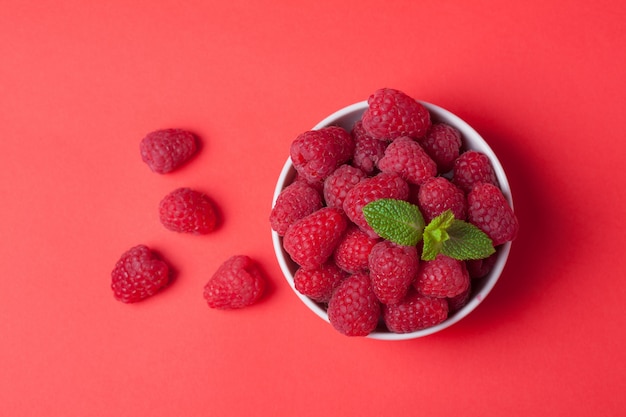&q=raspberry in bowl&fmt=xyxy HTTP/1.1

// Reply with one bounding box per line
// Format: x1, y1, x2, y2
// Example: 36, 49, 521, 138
270, 88, 518, 340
